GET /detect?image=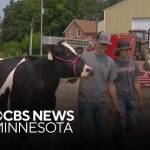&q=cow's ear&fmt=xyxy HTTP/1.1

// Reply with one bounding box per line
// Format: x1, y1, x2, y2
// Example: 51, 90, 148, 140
48, 51, 53, 60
